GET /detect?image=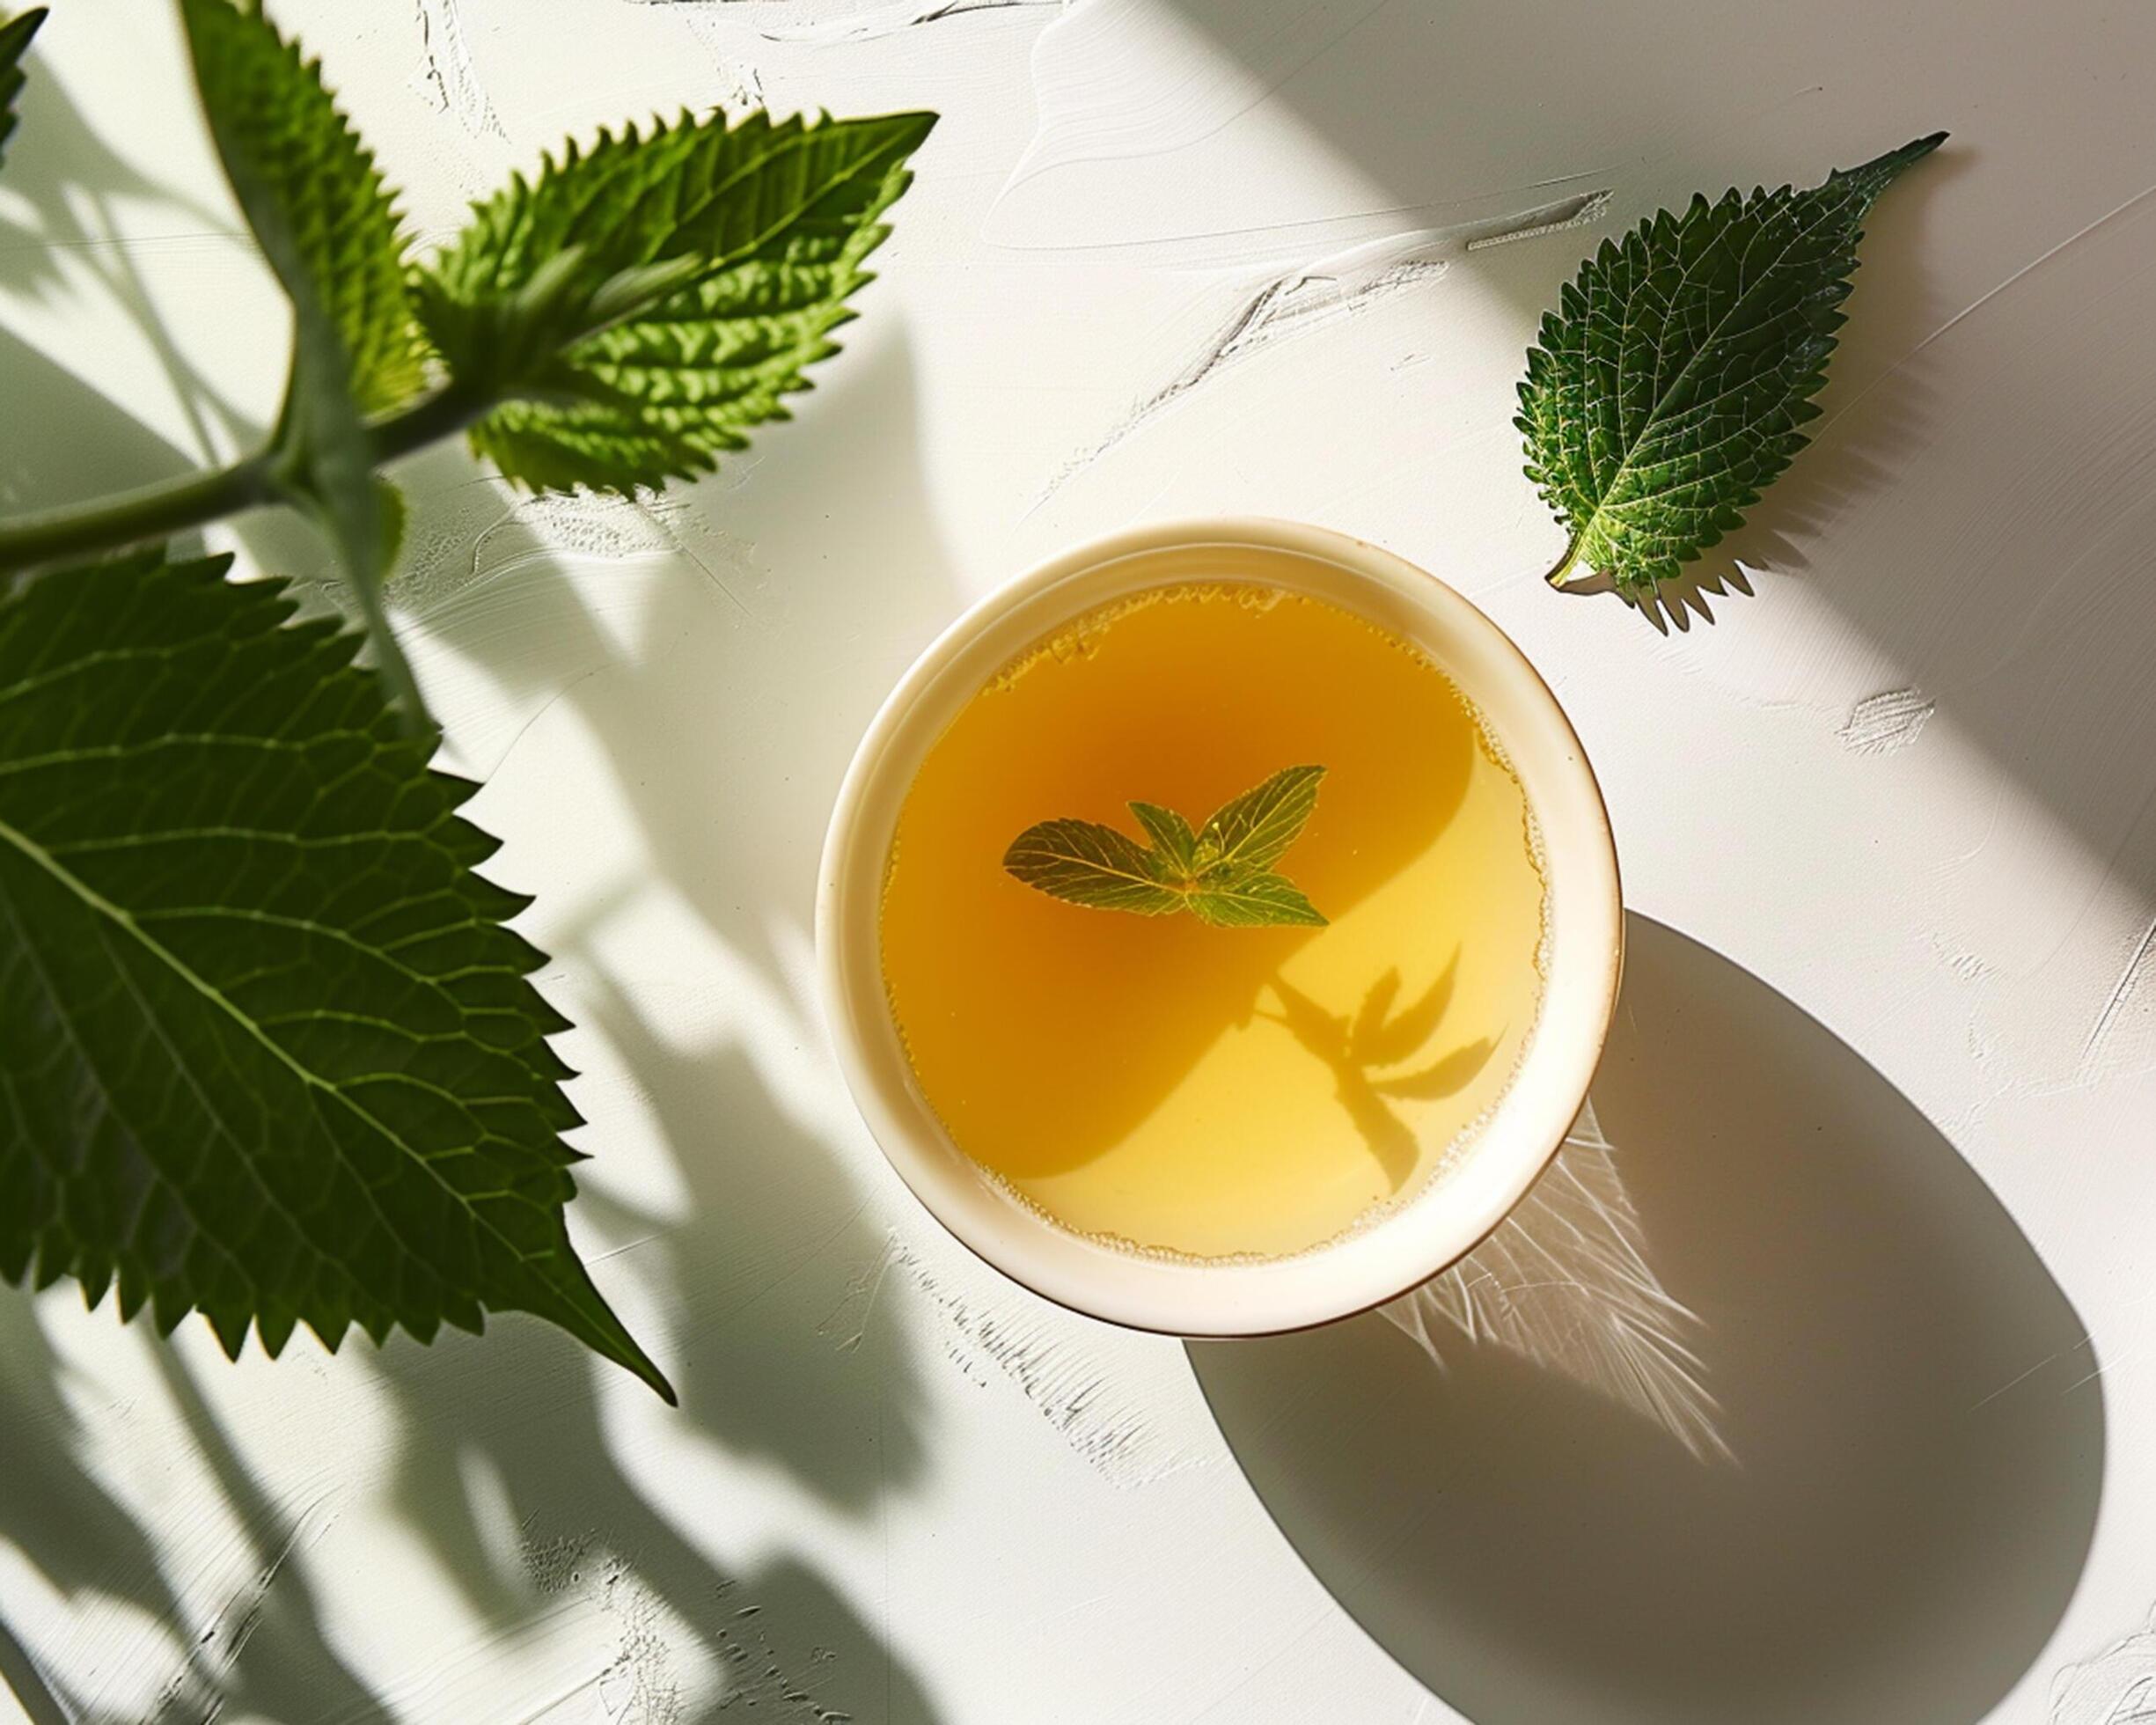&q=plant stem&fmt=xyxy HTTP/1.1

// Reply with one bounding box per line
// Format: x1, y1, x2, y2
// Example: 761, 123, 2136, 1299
1542, 537, 1586, 589
368, 378, 491, 466
0, 459, 274, 573
0, 380, 492, 576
